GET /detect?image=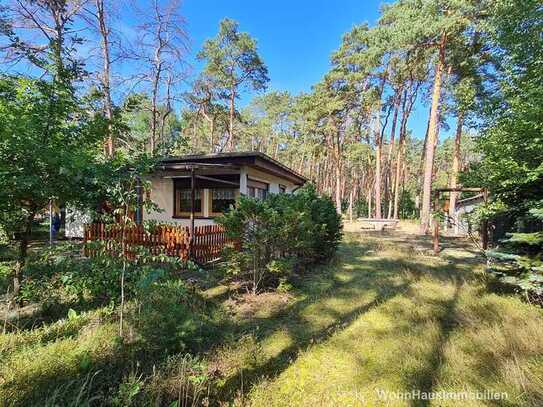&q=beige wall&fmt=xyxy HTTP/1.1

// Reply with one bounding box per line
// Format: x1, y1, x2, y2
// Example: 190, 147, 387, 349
246, 167, 297, 193
144, 167, 300, 225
